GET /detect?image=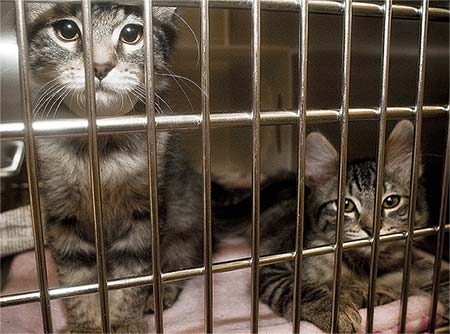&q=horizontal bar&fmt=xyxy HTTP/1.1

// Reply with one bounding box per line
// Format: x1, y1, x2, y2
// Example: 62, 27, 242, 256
5, 0, 449, 21
1, 106, 446, 141
2, 224, 446, 307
